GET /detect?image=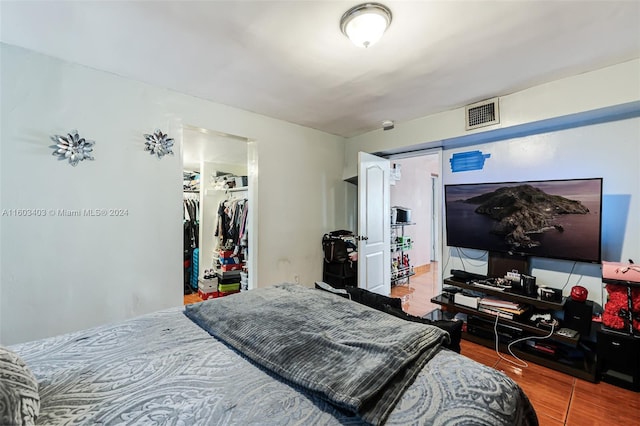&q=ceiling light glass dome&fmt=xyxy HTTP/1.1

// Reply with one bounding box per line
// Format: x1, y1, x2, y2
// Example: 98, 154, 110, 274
340, 3, 392, 48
